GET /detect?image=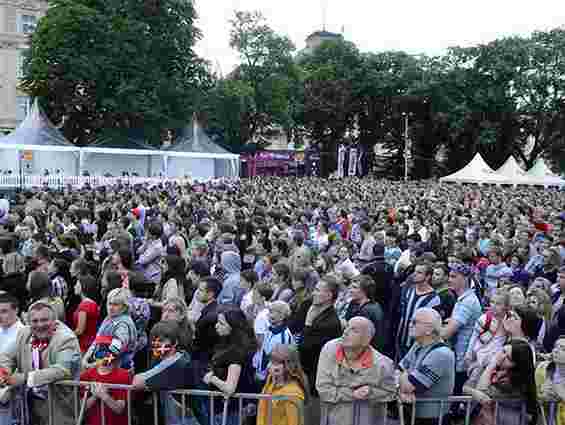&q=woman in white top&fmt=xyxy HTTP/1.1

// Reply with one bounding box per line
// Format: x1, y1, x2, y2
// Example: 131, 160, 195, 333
150, 255, 187, 310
